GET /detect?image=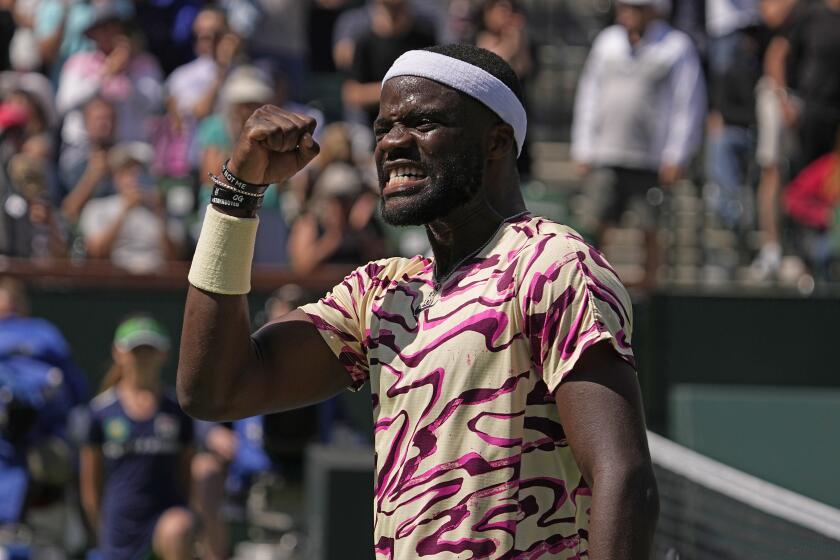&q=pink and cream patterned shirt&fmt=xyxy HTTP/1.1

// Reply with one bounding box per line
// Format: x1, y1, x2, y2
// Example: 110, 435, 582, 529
301, 214, 634, 559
